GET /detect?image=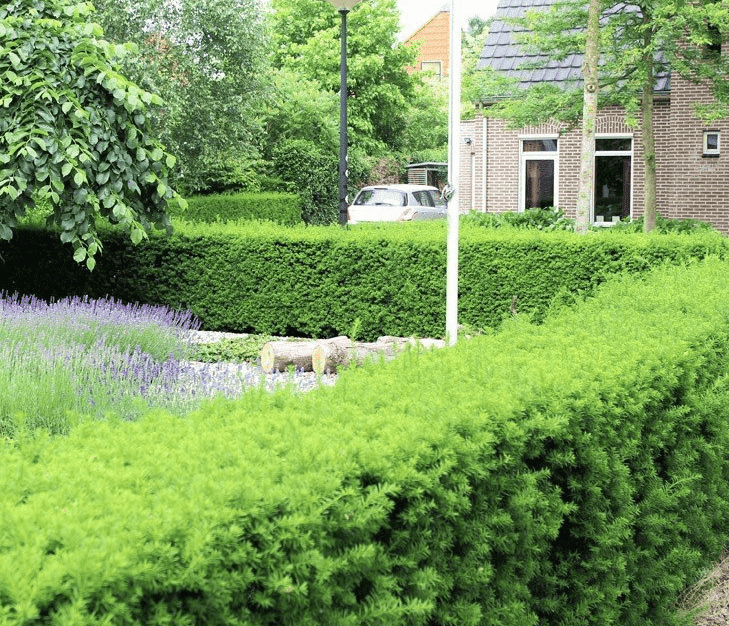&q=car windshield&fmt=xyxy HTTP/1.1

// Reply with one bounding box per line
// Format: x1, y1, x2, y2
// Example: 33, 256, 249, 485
412, 190, 445, 208
354, 189, 407, 207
